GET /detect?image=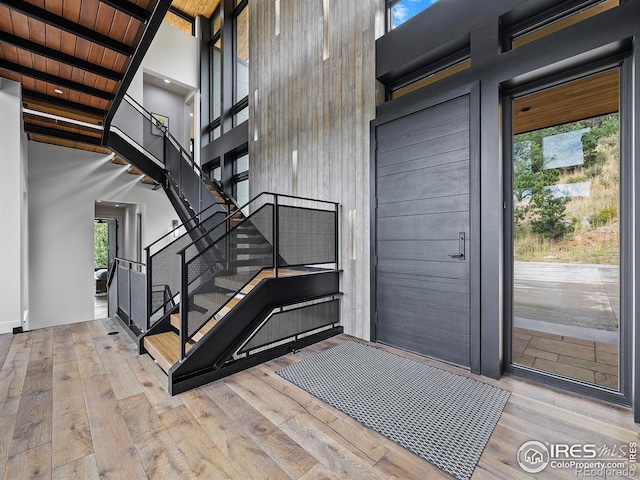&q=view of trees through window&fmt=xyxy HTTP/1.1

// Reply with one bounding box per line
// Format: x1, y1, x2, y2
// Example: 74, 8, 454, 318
513, 112, 619, 264
94, 220, 108, 269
